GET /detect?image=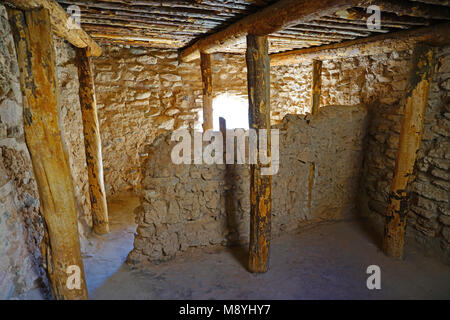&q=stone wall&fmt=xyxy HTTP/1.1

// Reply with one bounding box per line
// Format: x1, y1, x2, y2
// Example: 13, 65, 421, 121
91, 46, 306, 197
0, 5, 47, 299
128, 105, 368, 264
92, 46, 199, 196
92, 46, 252, 197
271, 46, 449, 262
